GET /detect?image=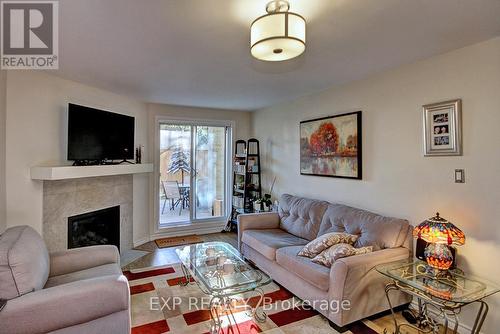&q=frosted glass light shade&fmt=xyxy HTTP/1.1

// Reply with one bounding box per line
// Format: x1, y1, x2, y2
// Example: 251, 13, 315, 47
251, 12, 306, 61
